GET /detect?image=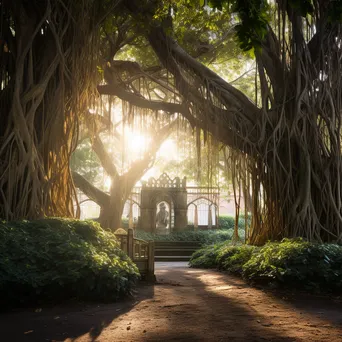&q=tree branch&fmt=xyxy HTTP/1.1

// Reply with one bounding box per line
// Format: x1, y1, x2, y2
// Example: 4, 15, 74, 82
72, 171, 110, 206
147, 25, 259, 125
97, 84, 187, 115
91, 135, 120, 178
120, 120, 178, 197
